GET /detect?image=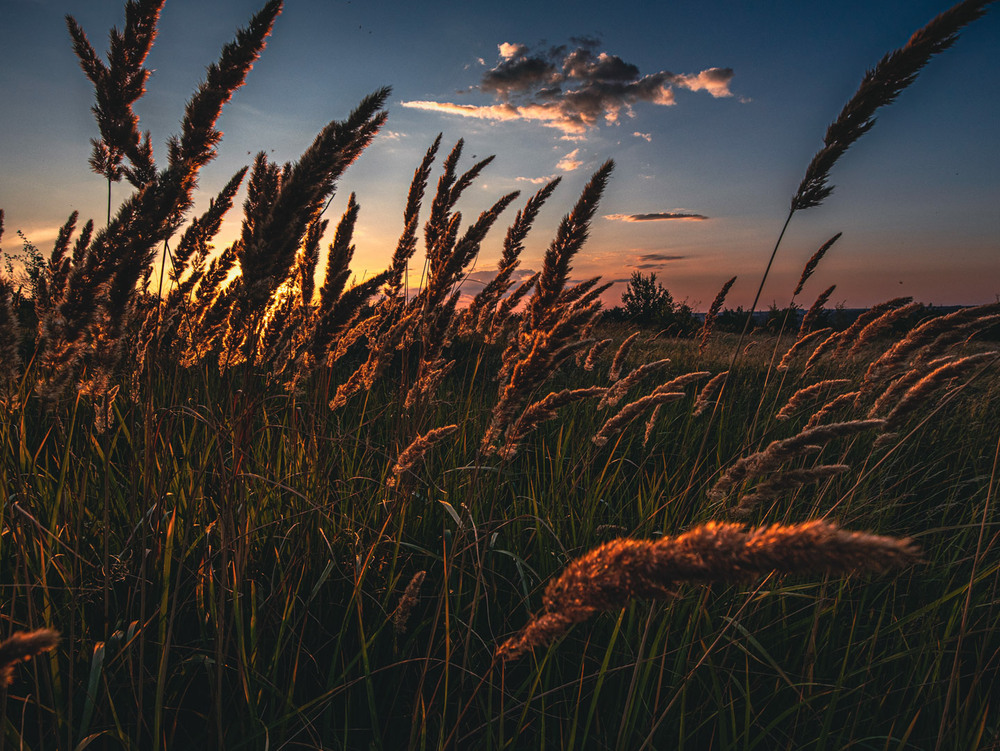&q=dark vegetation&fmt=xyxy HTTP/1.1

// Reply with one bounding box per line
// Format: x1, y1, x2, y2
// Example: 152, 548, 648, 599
0, 1, 997, 749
